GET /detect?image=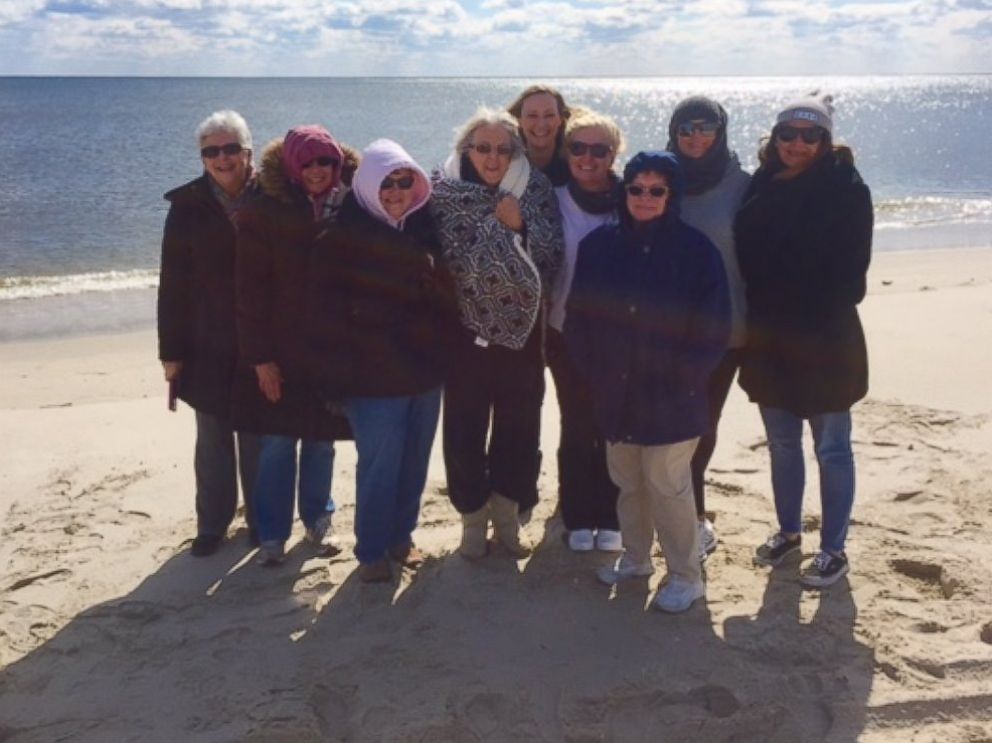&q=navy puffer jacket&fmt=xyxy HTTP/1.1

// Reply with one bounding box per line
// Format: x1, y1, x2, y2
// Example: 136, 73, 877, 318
564, 151, 731, 446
